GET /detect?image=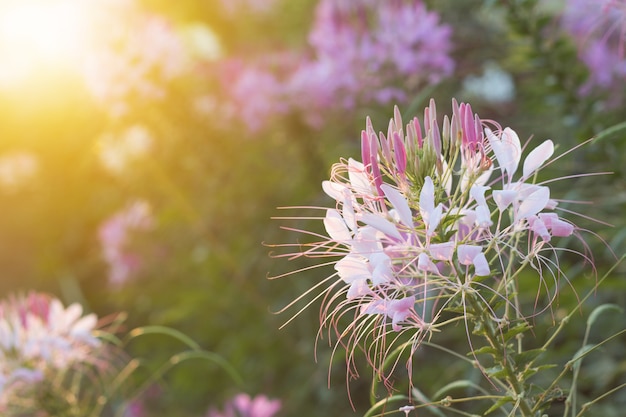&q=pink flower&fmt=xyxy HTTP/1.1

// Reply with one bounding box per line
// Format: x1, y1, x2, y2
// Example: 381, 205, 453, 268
273, 99, 588, 390
561, 0, 626, 98
98, 200, 154, 286
207, 394, 281, 417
